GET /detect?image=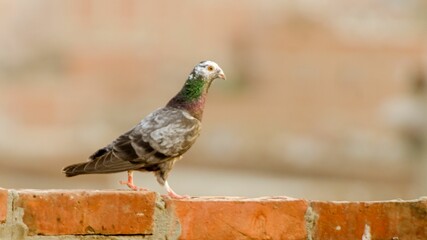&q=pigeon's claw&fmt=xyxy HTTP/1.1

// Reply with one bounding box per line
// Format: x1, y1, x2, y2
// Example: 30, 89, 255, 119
164, 181, 190, 199
165, 191, 190, 199
120, 170, 148, 191
119, 180, 146, 191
